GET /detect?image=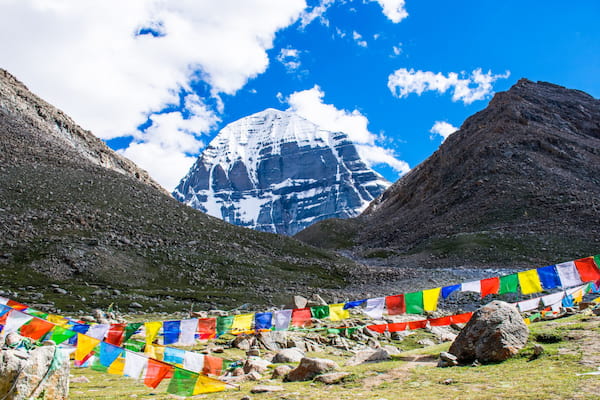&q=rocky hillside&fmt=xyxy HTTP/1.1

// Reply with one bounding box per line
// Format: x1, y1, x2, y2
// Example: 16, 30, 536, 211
296, 79, 600, 268
0, 69, 360, 312
173, 109, 389, 236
